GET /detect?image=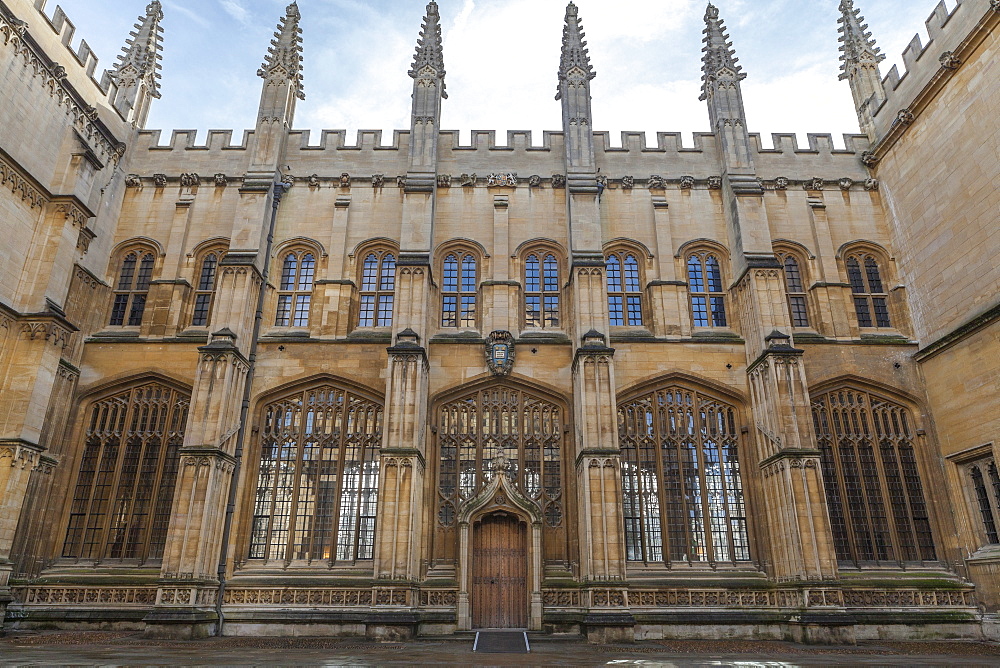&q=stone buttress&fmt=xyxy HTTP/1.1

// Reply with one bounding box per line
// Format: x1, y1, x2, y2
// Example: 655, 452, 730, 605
144, 3, 304, 638
701, 5, 841, 636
